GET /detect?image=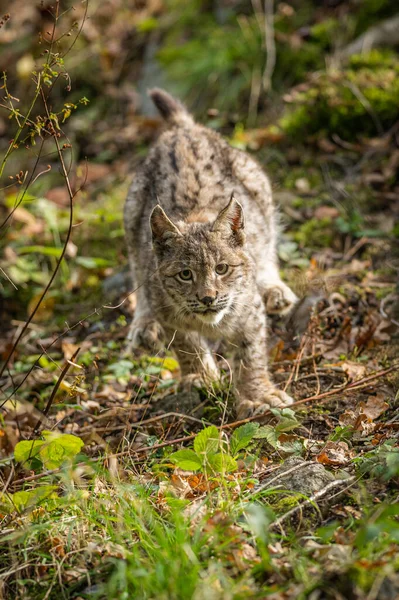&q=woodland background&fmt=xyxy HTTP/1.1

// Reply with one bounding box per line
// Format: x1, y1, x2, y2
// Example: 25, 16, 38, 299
0, 1, 398, 599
